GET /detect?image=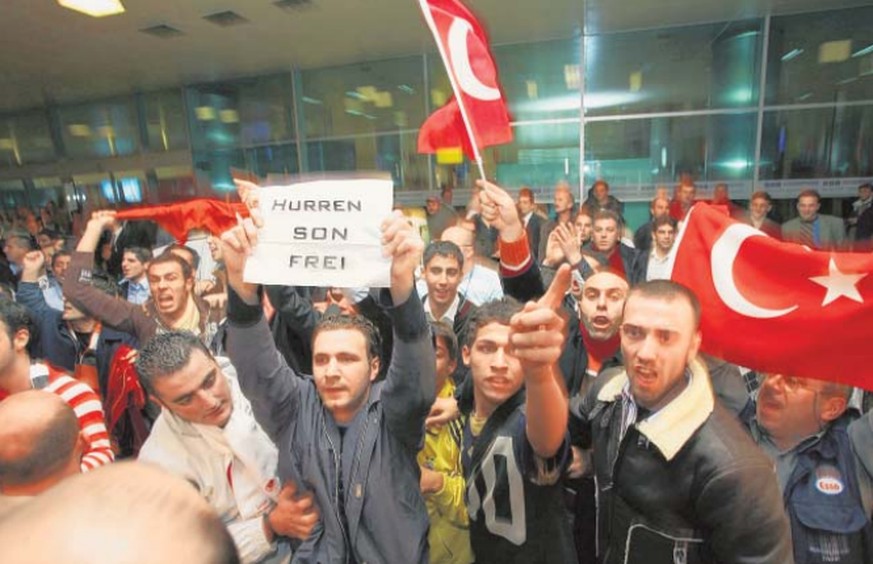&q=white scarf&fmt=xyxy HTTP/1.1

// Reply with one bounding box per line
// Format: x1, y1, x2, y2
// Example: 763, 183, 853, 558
162, 358, 279, 520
